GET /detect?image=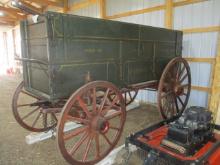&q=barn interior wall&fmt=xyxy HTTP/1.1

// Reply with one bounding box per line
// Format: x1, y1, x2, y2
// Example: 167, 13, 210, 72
0, 26, 21, 75
68, 0, 220, 109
